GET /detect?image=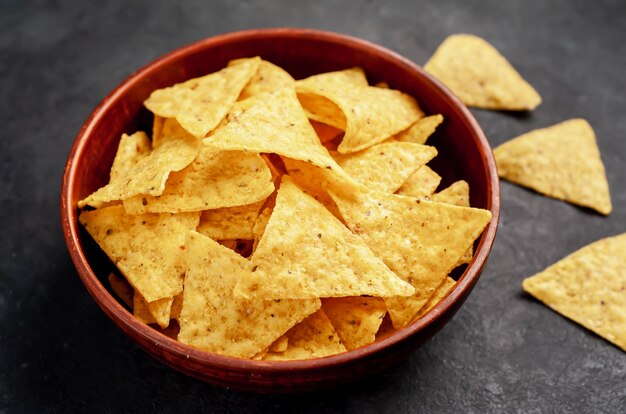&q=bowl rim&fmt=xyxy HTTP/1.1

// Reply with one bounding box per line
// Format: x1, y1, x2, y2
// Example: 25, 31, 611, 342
61, 27, 500, 374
